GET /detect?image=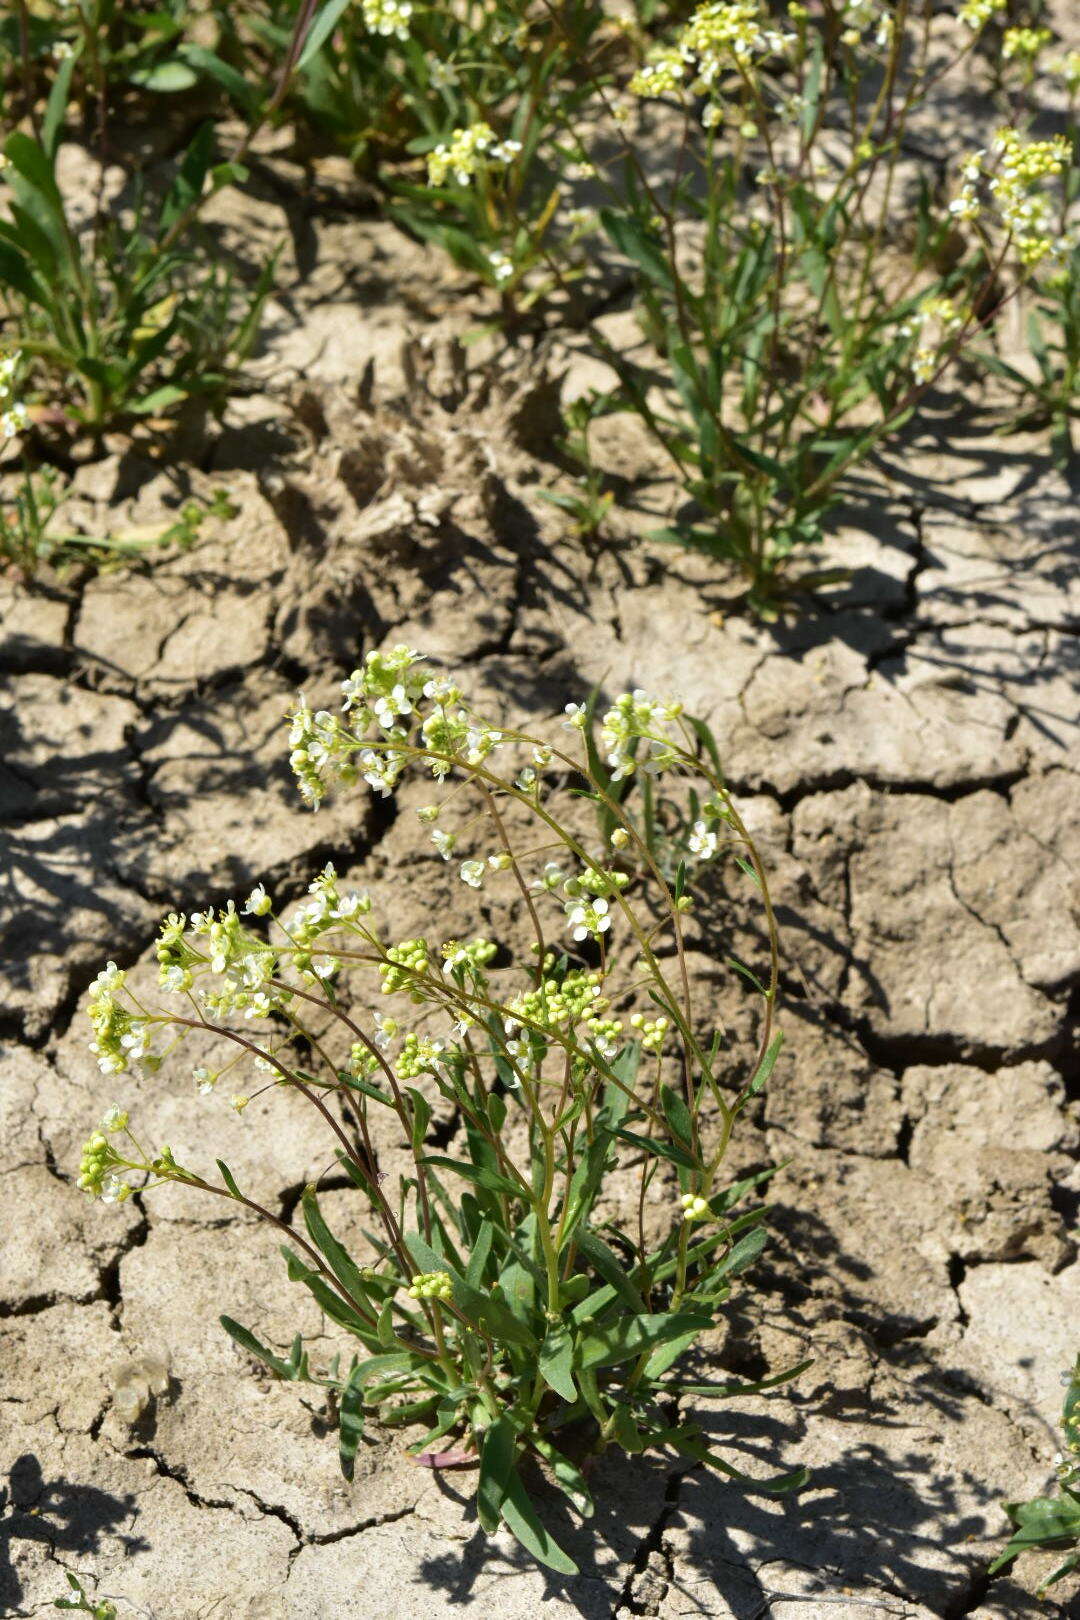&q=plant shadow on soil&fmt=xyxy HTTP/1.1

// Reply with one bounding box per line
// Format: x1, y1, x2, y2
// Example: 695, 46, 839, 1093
408, 1392, 1000, 1618
0, 1452, 147, 1611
